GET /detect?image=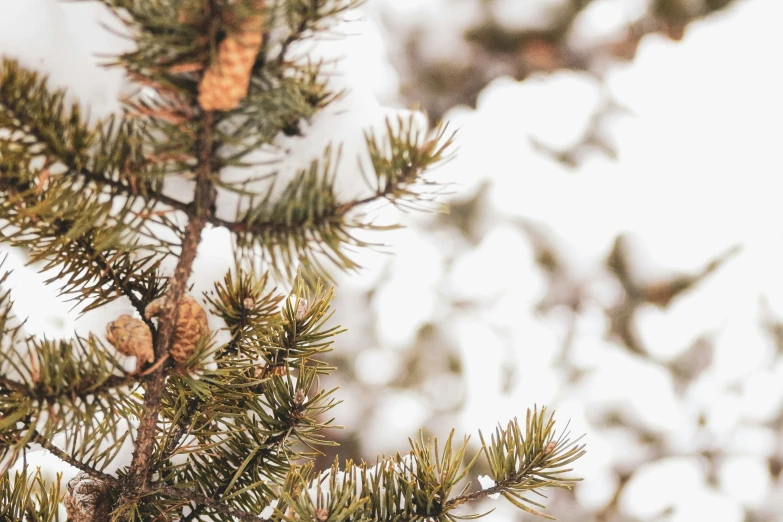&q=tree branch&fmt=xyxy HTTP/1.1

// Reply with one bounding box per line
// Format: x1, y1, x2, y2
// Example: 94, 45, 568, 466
158, 396, 201, 463
22, 153, 391, 246
179, 428, 290, 522
30, 431, 119, 486
443, 457, 556, 514
76, 235, 153, 320
0, 175, 157, 320
157, 485, 268, 522
0, 375, 27, 394
121, 111, 217, 498
1, 373, 140, 404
